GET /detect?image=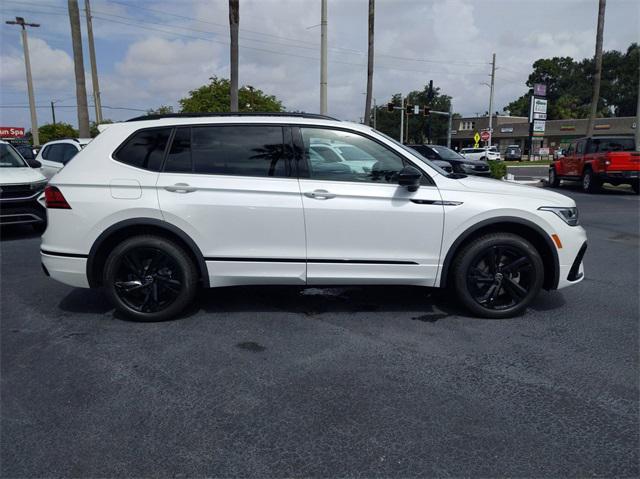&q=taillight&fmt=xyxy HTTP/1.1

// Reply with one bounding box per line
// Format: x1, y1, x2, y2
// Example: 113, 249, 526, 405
44, 186, 71, 209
